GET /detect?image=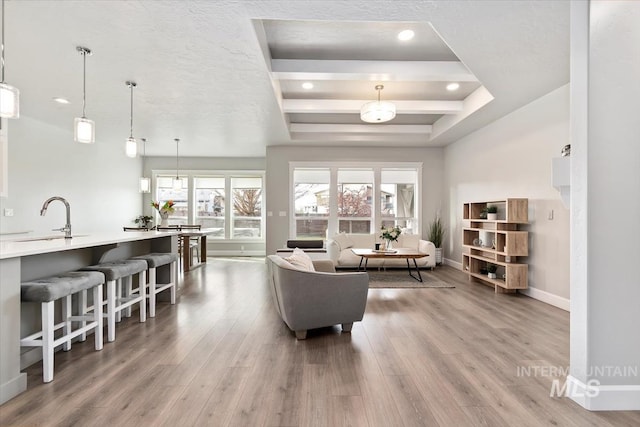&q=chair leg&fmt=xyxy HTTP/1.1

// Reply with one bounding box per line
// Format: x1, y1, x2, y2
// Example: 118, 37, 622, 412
342, 322, 353, 333
93, 284, 104, 351
139, 271, 146, 322
42, 301, 55, 383
116, 278, 123, 322
148, 267, 157, 318
61, 294, 72, 351
123, 276, 132, 318
295, 330, 307, 340
79, 289, 87, 342
170, 261, 177, 305
106, 280, 116, 342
